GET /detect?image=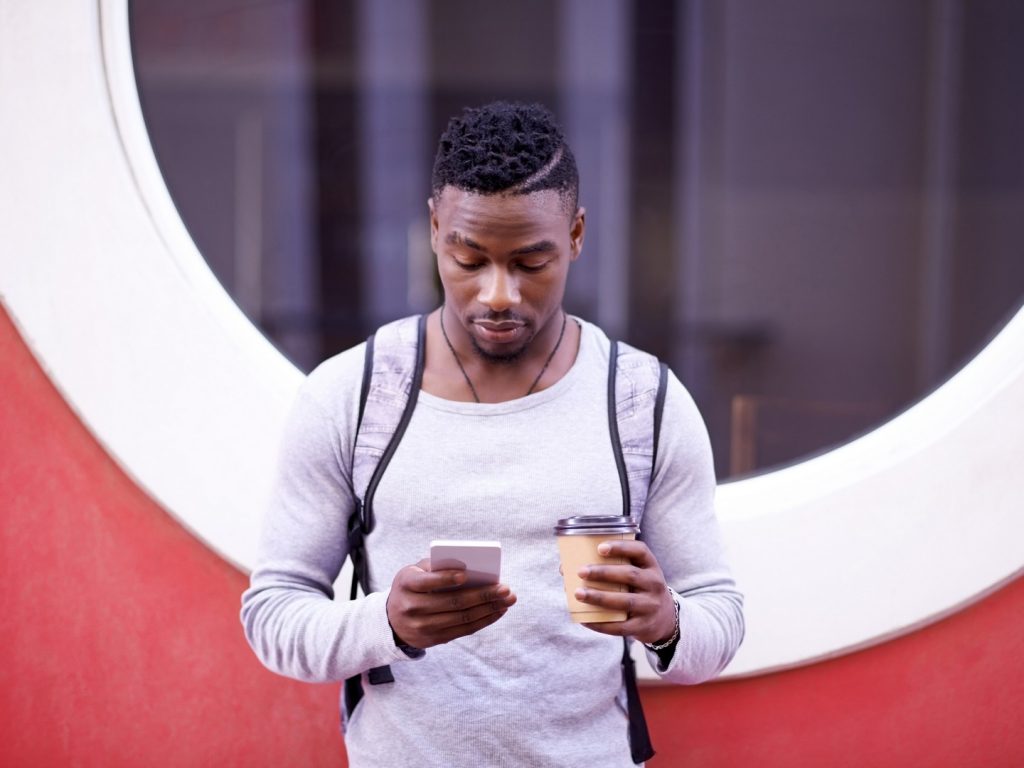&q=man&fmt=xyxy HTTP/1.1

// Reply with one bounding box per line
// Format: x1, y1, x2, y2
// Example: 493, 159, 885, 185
241, 101, 744, 766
